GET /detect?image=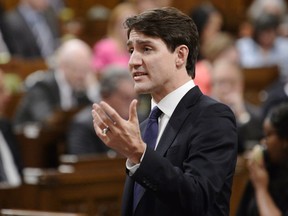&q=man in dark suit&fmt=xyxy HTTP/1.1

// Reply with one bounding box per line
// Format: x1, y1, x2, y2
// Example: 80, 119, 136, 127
14, 39, 98, 127
92, 7, 237, 216
2, 0, 60, 59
